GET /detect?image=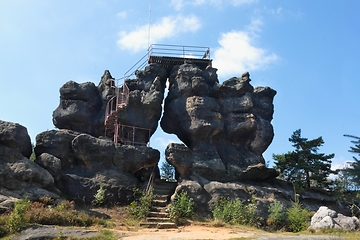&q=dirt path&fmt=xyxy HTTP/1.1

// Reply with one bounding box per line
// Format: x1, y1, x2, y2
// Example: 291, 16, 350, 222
116, 225, 345, 240
91, 207, 345, 240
